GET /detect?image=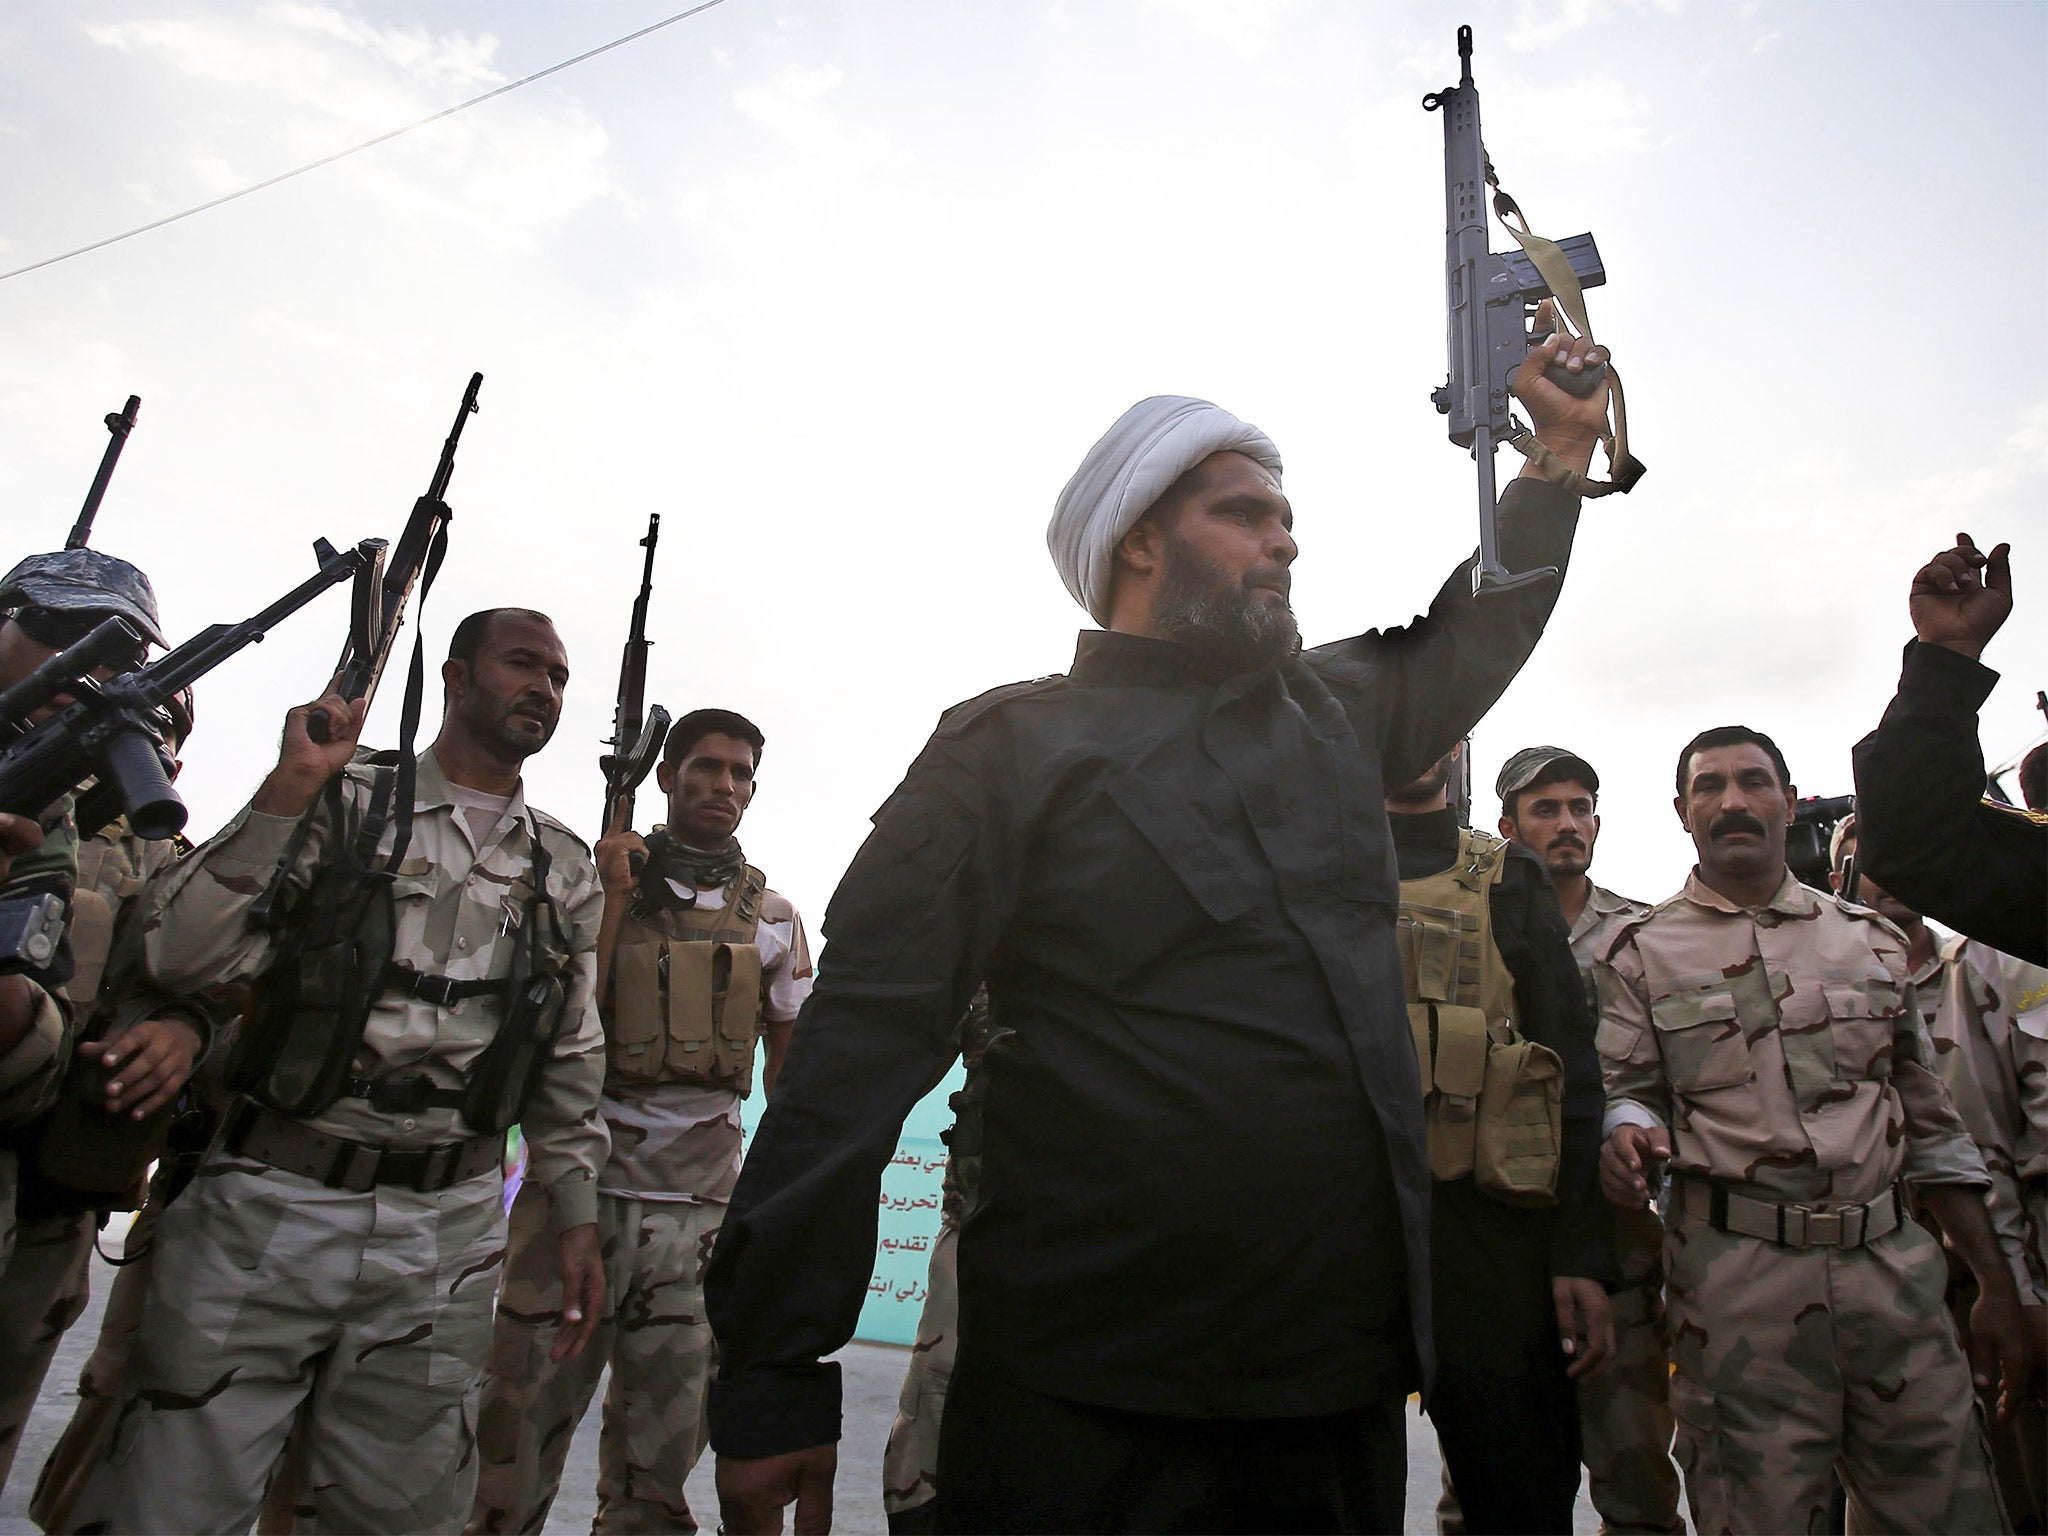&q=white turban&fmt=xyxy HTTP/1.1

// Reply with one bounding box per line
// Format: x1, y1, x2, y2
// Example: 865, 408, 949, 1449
1047, 395, 1283, 625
